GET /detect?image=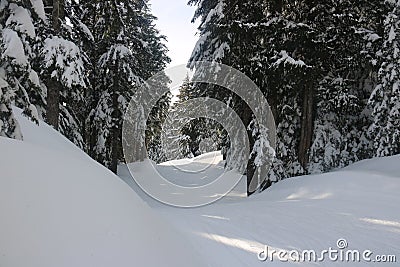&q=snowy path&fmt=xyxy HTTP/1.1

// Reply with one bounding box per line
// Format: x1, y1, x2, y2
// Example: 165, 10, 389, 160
120, 154, 400, 266
1, 109, 398, 267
